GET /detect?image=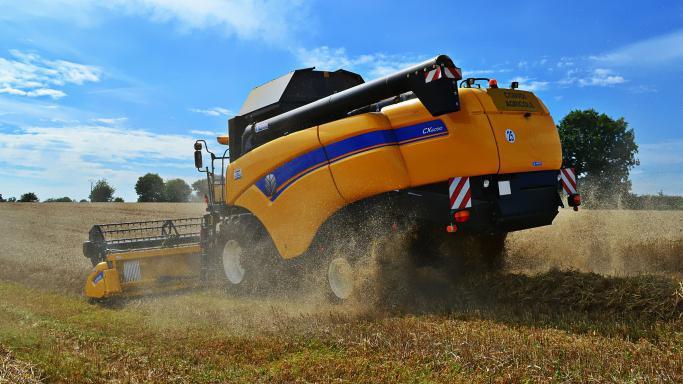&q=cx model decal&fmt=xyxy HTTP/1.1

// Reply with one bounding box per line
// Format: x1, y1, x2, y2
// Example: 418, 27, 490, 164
255, 119, 448, 201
